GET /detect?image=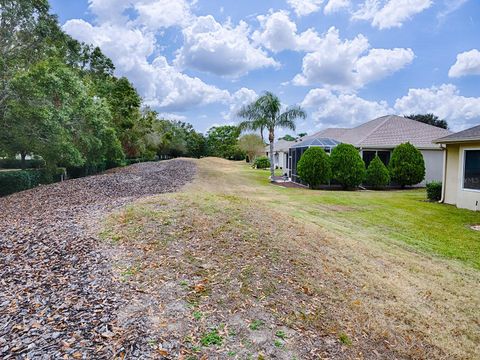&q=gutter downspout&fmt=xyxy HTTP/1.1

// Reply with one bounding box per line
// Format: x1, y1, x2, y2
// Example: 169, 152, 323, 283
439, 144, 447, 204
